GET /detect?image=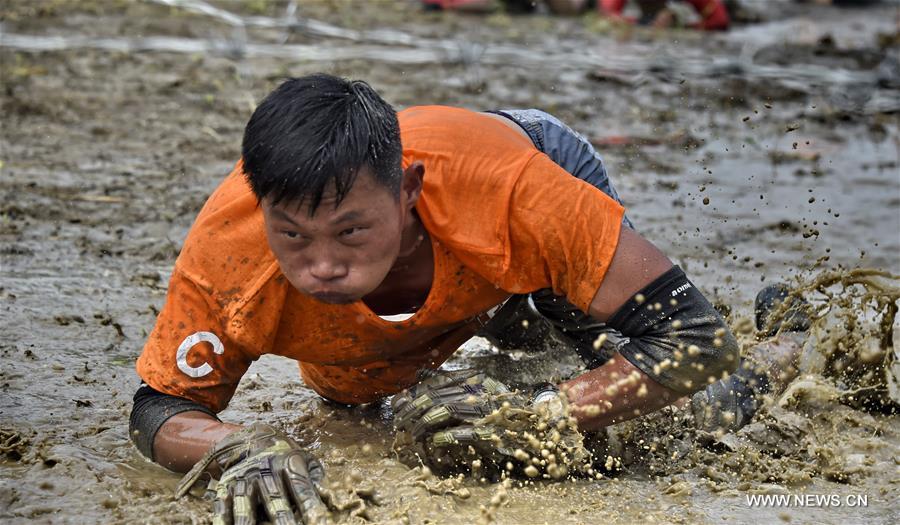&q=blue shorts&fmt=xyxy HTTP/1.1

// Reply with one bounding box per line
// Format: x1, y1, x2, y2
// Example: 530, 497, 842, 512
489, 109, 634, 229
